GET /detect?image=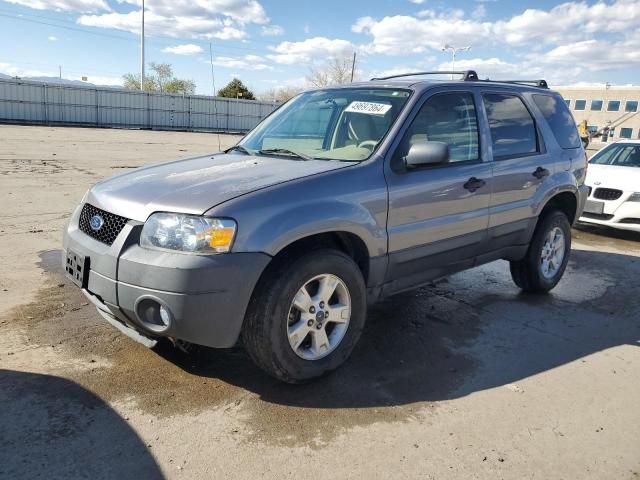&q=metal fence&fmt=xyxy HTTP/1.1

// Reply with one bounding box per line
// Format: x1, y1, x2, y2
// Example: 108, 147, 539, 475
0, 78, 278, 132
